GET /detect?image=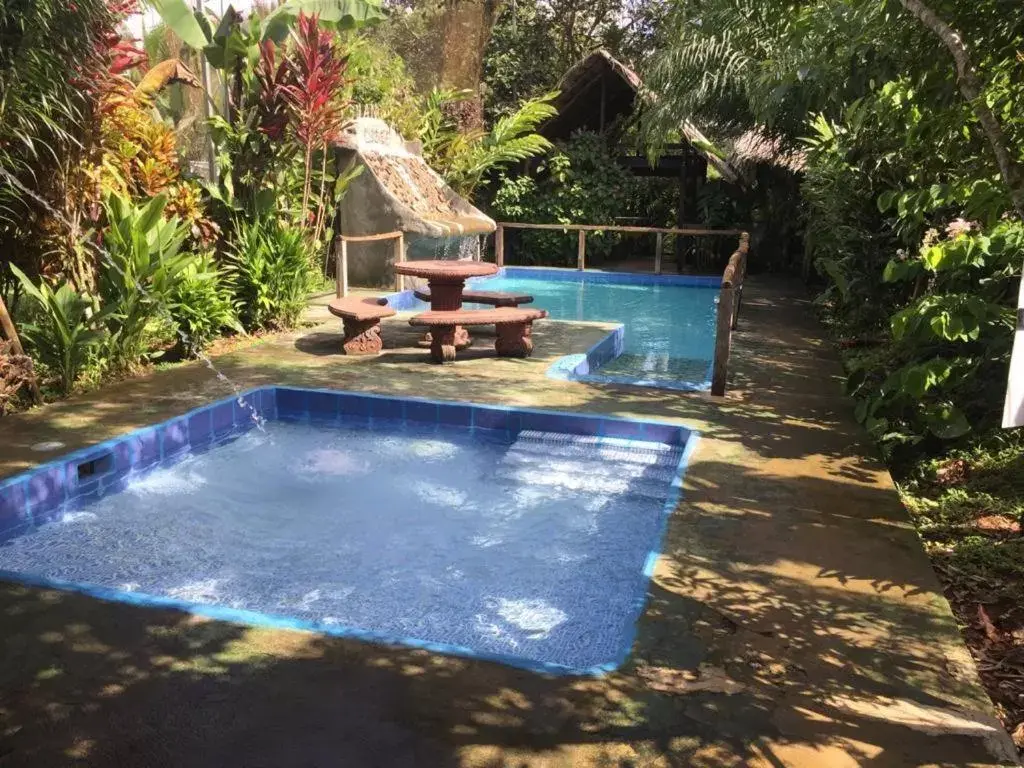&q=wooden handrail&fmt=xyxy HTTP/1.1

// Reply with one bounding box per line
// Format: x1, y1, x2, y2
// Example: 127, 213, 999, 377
334, 231, 406, 297
498, 221, 746, 237
721, 232, 750, 288
711, 233, 751, 396
339, 231, 403, 243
